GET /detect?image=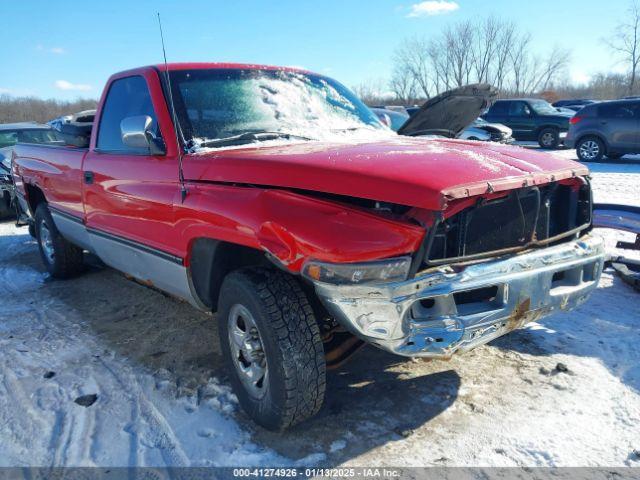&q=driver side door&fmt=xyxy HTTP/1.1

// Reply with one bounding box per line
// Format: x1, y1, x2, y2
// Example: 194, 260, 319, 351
82, 74, 183, 267
507, 101, 536, 140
